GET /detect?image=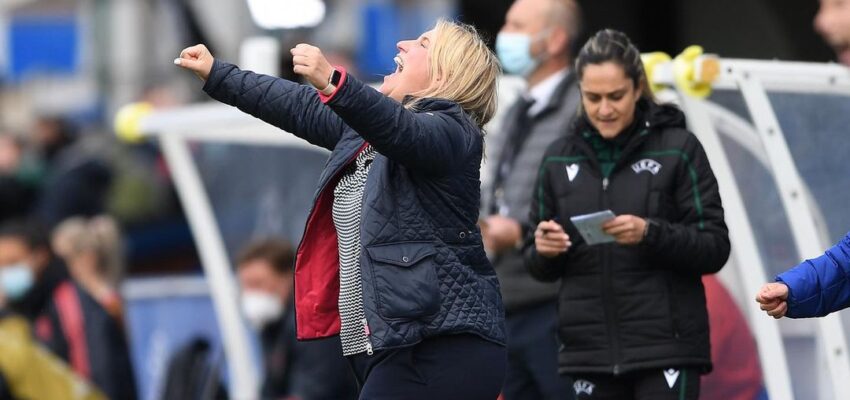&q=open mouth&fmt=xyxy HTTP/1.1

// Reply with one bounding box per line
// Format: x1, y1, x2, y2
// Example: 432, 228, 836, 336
394, 55, 404, 73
